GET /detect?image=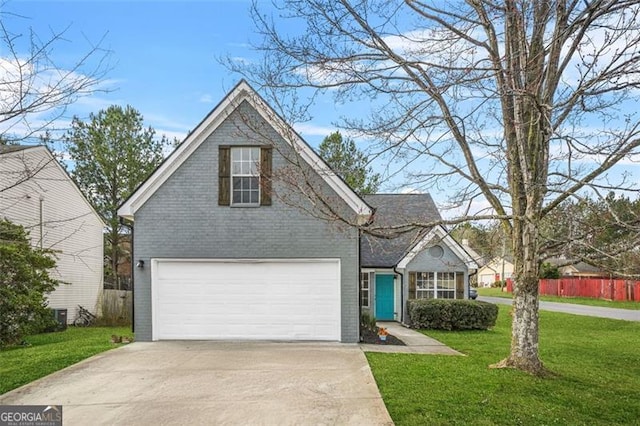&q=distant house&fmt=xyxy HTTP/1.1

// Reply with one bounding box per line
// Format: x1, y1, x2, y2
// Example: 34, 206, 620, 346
477, 256, 514, 287
0, 145, 104, 322
546, 258, 608, 278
